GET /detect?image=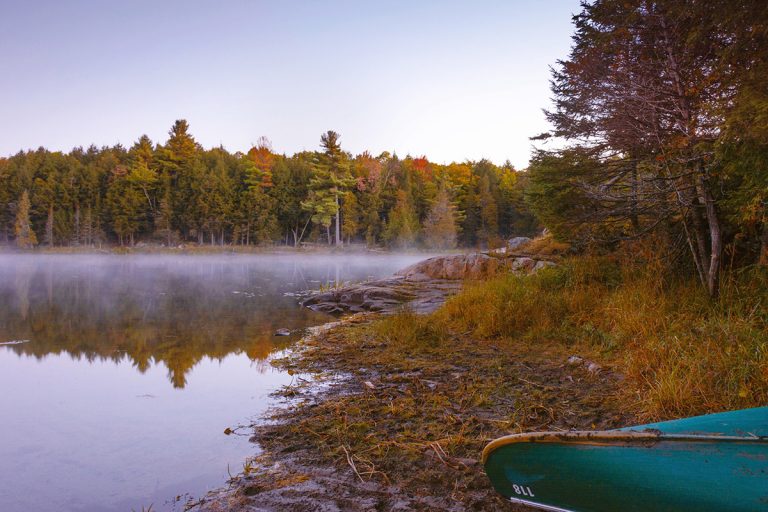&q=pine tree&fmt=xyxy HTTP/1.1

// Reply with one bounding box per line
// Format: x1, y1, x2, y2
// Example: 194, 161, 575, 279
155, 194, 175, 246
242, 151, 278, 245
302, 131, 354, 245
14, 190, 37, 248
